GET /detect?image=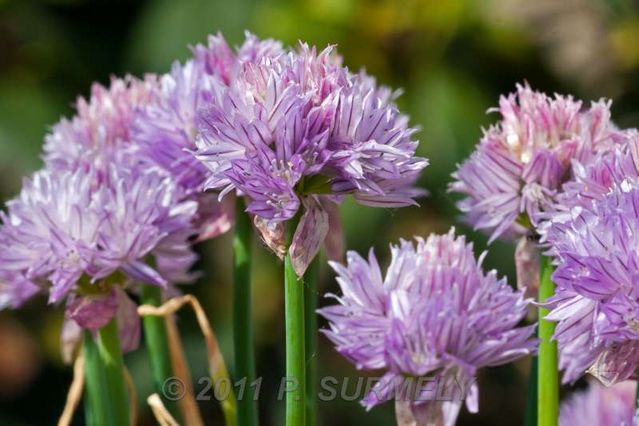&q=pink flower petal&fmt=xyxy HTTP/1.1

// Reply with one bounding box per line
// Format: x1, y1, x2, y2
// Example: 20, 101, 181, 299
115, 288, 141, 353
65, 289, 118, 331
